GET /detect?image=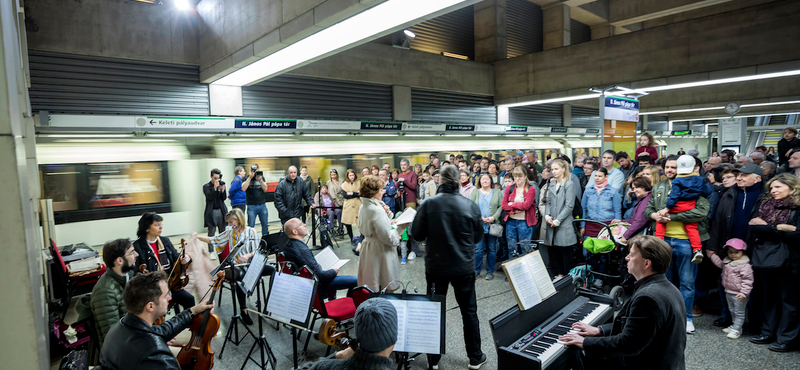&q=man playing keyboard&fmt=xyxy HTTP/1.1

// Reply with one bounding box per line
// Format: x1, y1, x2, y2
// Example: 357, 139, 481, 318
559, 236, 687, 370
